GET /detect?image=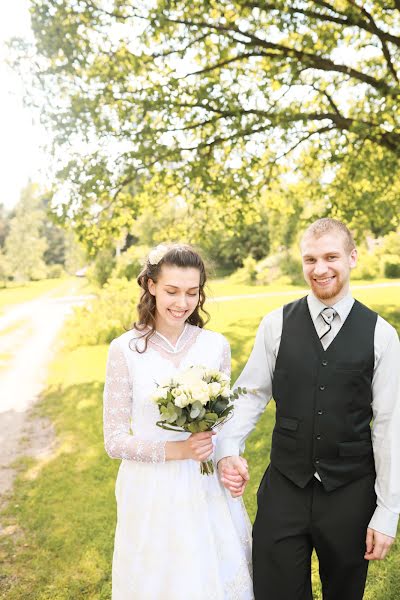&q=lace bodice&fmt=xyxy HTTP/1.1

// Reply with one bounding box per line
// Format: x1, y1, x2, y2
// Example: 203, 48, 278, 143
103, 324, 231, 464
